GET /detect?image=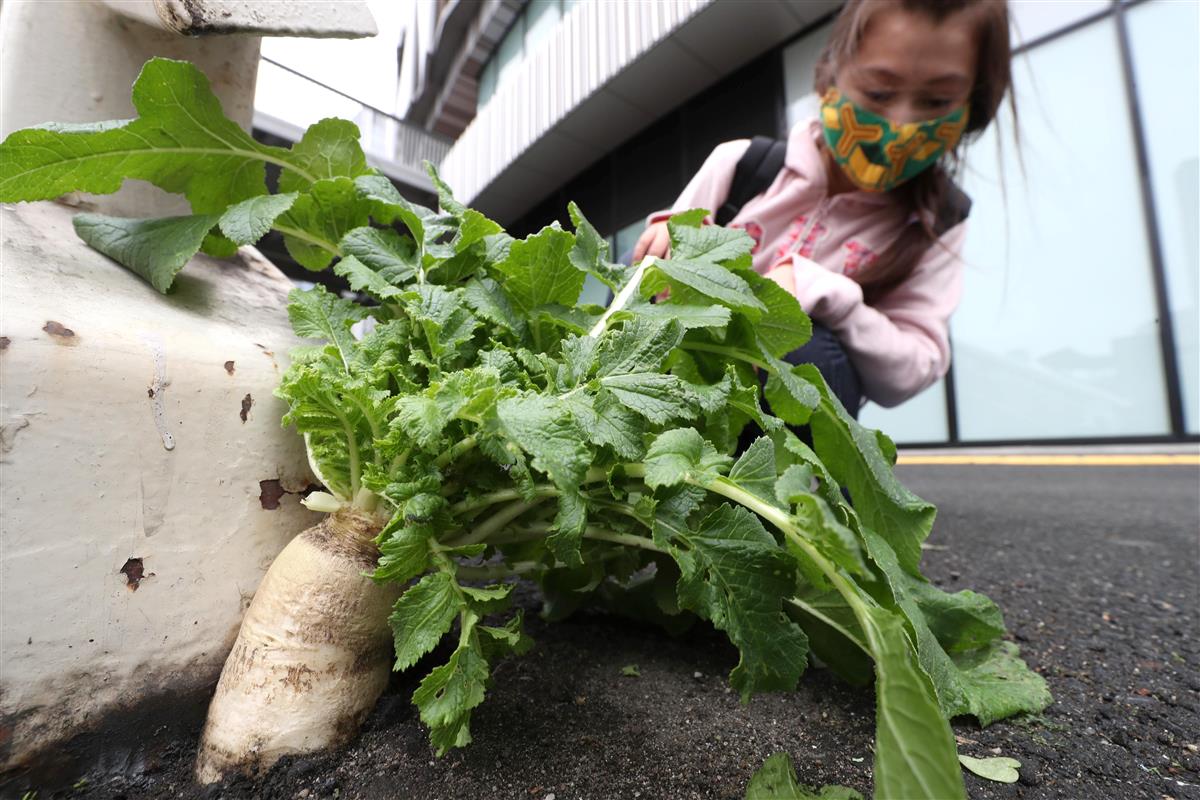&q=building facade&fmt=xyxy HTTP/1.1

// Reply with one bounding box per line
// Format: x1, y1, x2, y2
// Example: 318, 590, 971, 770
398, 0, 1199, 446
